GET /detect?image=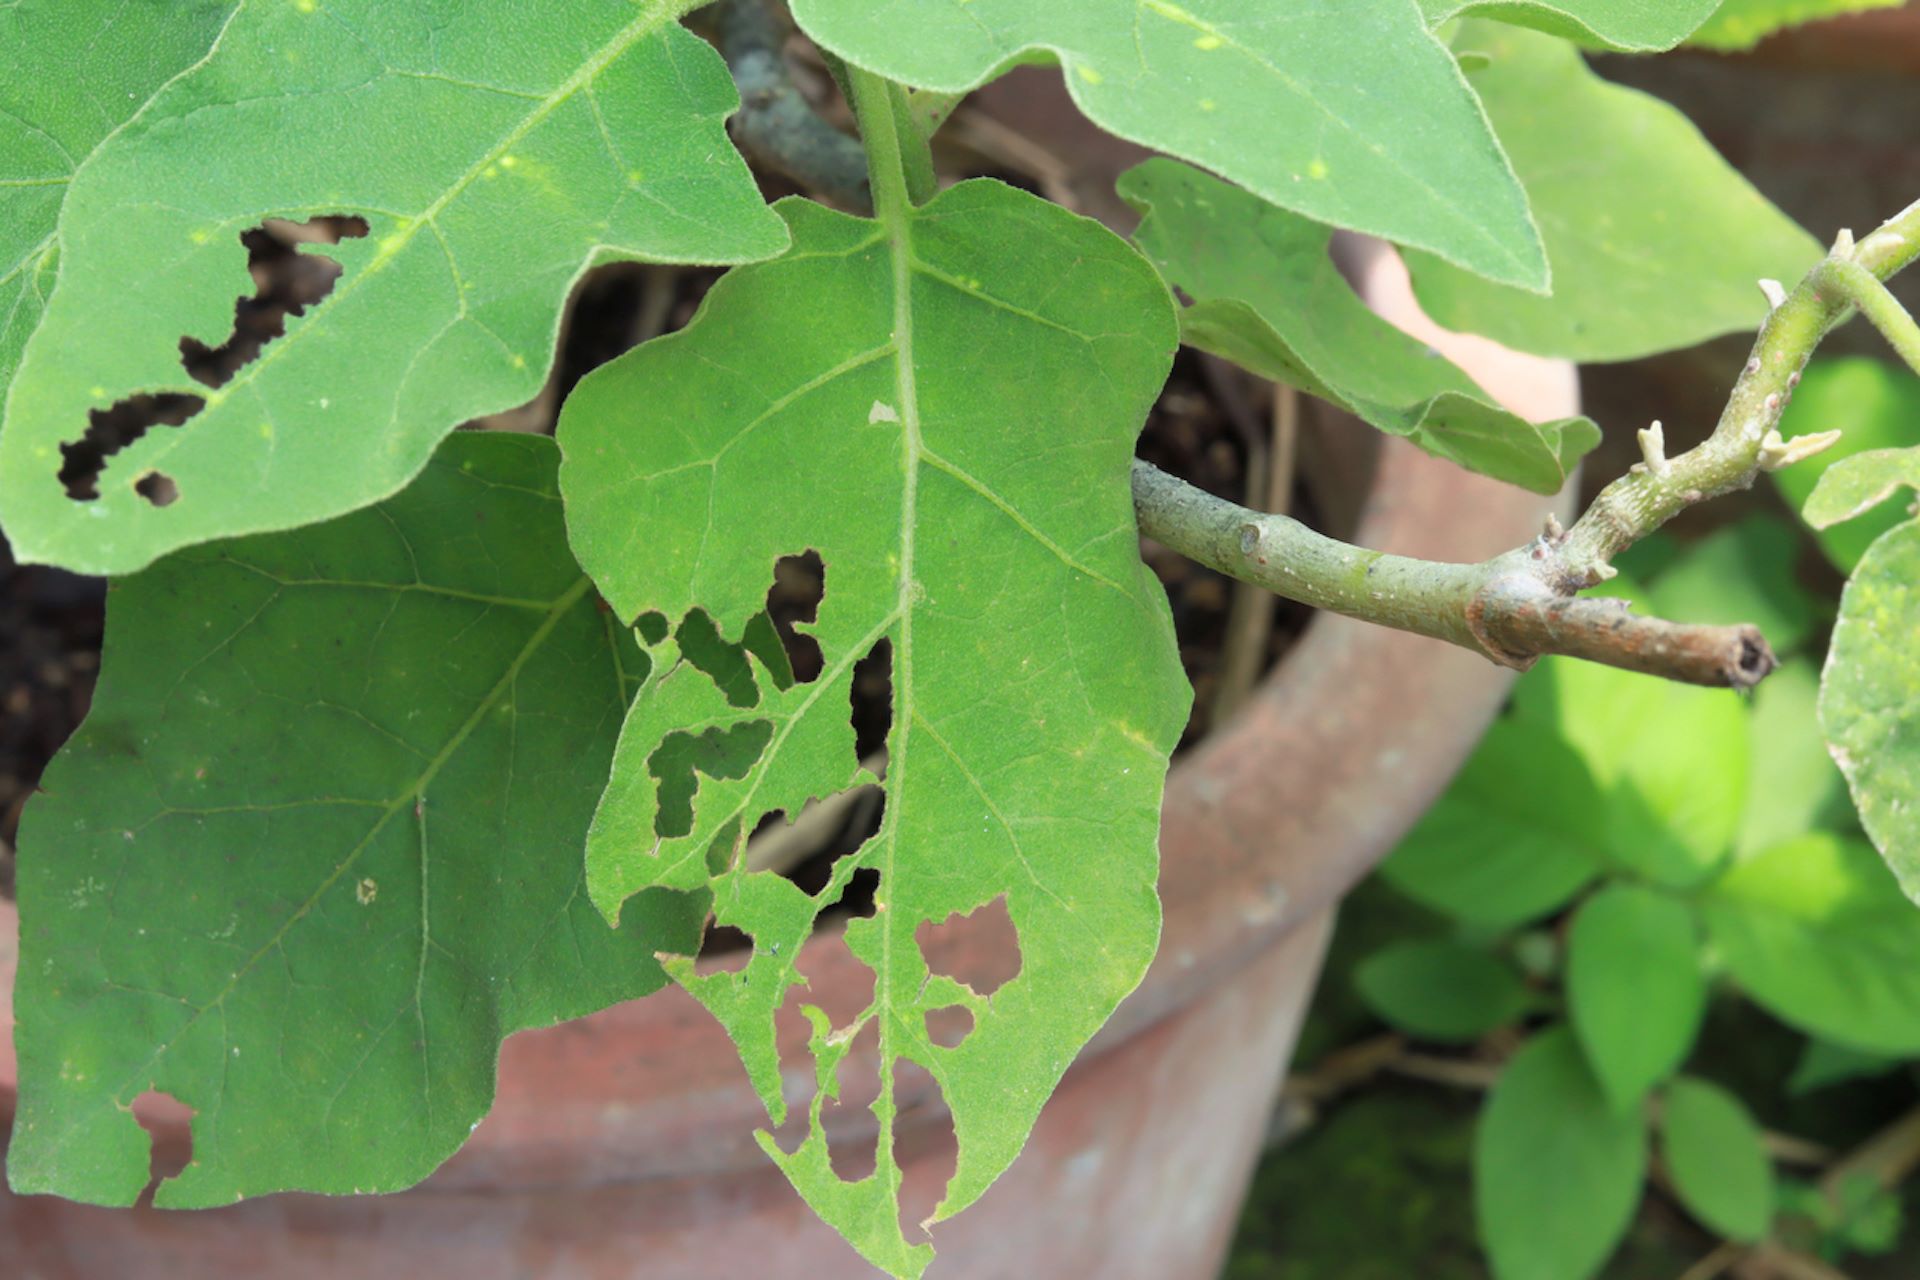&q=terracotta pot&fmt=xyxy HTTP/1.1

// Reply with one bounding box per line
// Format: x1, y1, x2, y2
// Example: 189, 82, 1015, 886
0, 245, 1576, 1278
